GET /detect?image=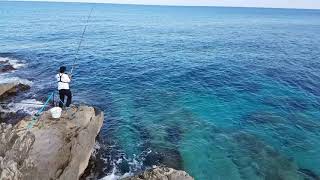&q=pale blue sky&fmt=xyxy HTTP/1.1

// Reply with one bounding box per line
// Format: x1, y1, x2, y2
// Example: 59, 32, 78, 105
15, 0, 320, 9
